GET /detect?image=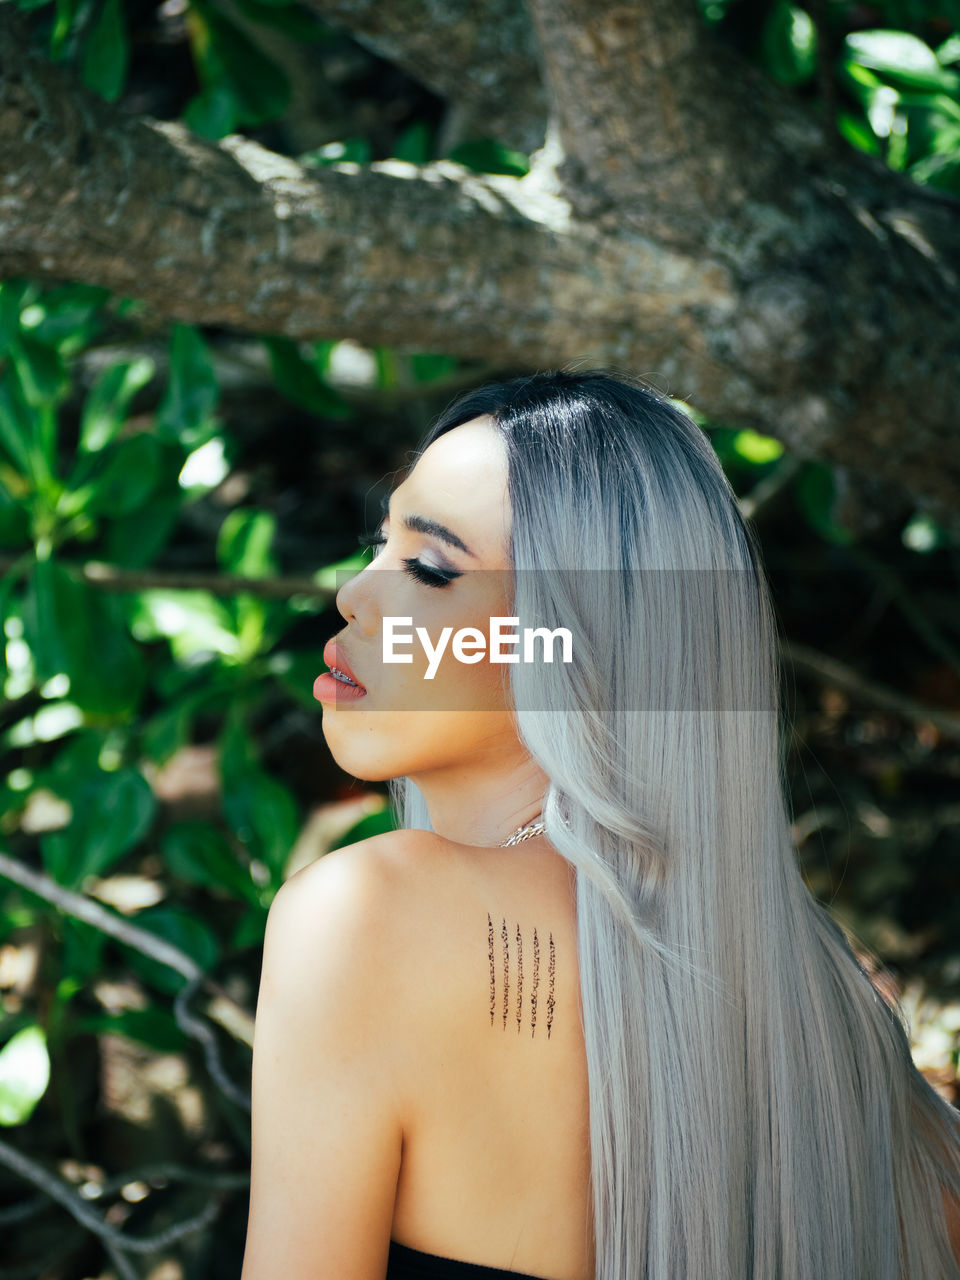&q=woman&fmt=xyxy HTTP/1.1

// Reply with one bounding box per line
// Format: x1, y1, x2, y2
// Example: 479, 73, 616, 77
241, 369, 960, 1280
